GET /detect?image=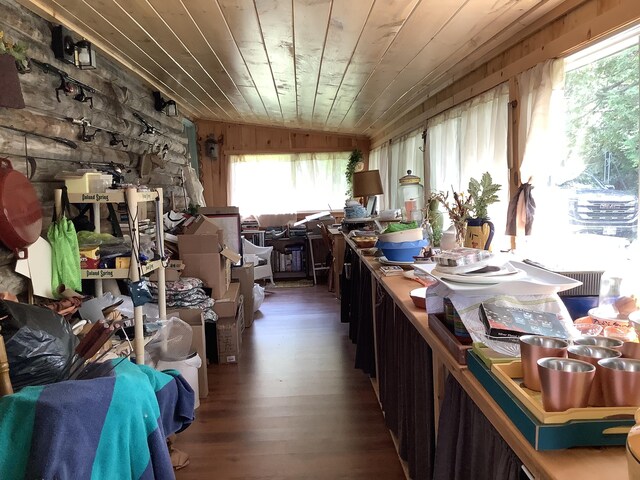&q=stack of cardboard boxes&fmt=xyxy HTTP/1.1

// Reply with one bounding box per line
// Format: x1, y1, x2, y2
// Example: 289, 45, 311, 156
169, 214, 246, 400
